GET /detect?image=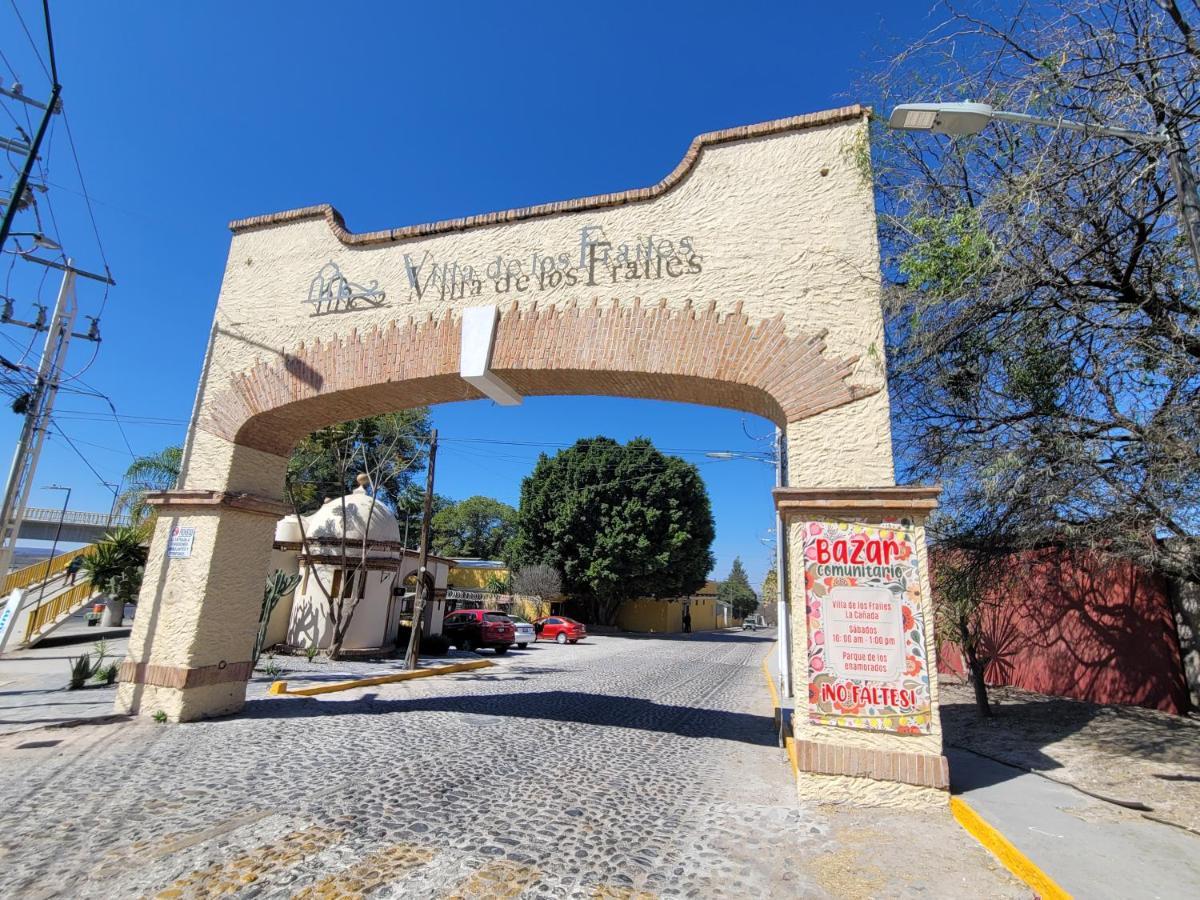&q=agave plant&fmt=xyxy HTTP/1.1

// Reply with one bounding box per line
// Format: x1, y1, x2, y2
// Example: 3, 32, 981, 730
68, 652, 100, 690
